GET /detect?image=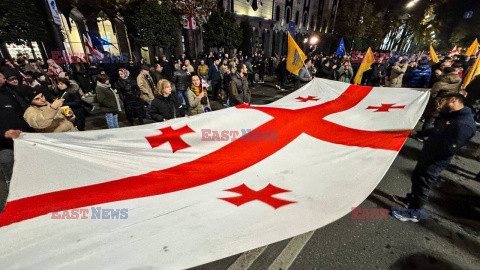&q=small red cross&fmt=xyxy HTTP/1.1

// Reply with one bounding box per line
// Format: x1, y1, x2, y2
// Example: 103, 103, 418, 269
296, 95, 320, 102
145, 125, 195, 153
220, 183, 296, 209
366, 103, 405, 112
